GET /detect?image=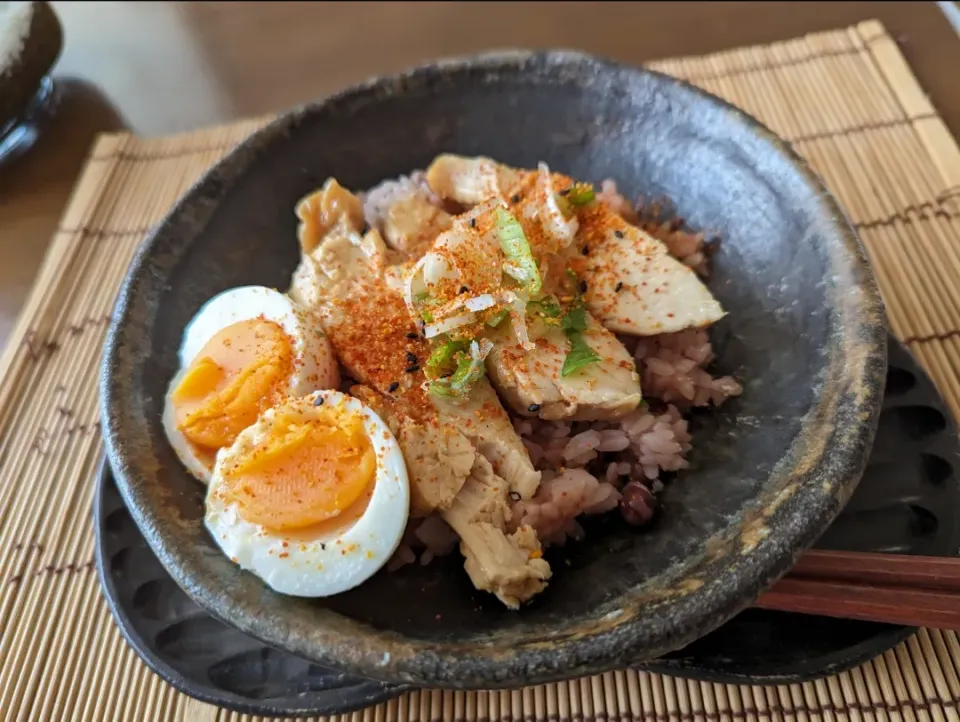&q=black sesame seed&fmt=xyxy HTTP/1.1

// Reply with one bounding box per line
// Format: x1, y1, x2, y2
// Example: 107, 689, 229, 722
469, 218, 476, 228
388, 381, 400, 393
581, 246, 590, 256
406, 332, 419, 340
528, 403, 541, 413
579, 280, 588, 293
559, 188, 571, 196
459, 285, 469, 294
405, 364, 420, 373
614, 230, 624, 239
509, 491, 521, 502
511, 194, 520, 203
615, 281, 624, 292
313, 396, 325, 406
406, 351, 418, 364
320, 543, 326, 550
